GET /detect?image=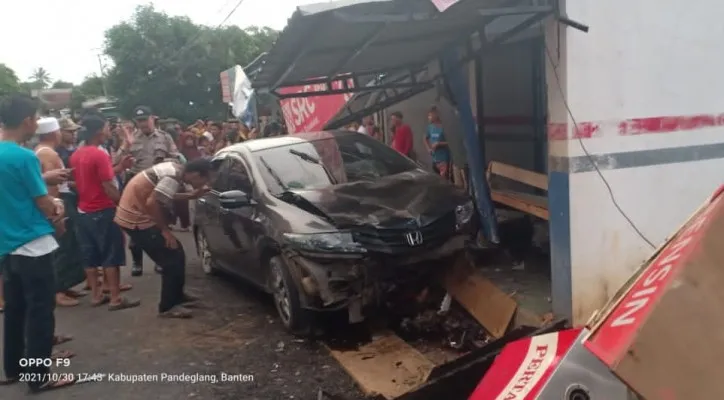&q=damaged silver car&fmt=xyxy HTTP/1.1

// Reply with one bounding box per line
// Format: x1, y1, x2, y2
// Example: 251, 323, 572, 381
194, 130, 476, 335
